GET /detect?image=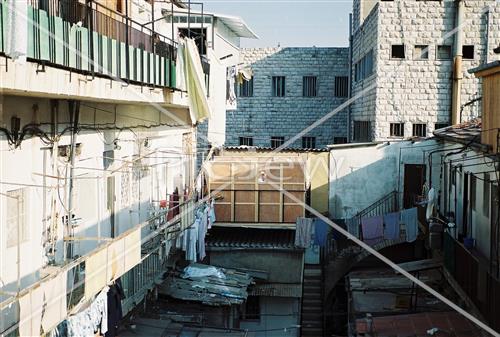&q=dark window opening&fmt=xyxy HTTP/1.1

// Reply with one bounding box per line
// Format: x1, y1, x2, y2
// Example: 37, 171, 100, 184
412, 123, 427, 137
462, 45, 474, 59
353, 121, 371, 142
391, 45, 405, 59
470, 174, 477, 210
483, 173, 490, 216
302, 137, 316, 149
333, 137, 348, 144
437, 45, 452, 60
239, 137, 253, 146
270, 136, 285, 148
272, 76, 286, 97
178, 28, 208, 55
242, 296, 260, 320
335, 76, 349, 97
303, 76, 317, 97
390, 123, 404, 137
239, 77, 254, 97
